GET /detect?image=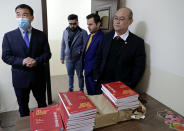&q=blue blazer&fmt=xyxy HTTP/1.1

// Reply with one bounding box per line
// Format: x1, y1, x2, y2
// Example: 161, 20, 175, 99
2, 28, 51, 88
82, 31, 104, 76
